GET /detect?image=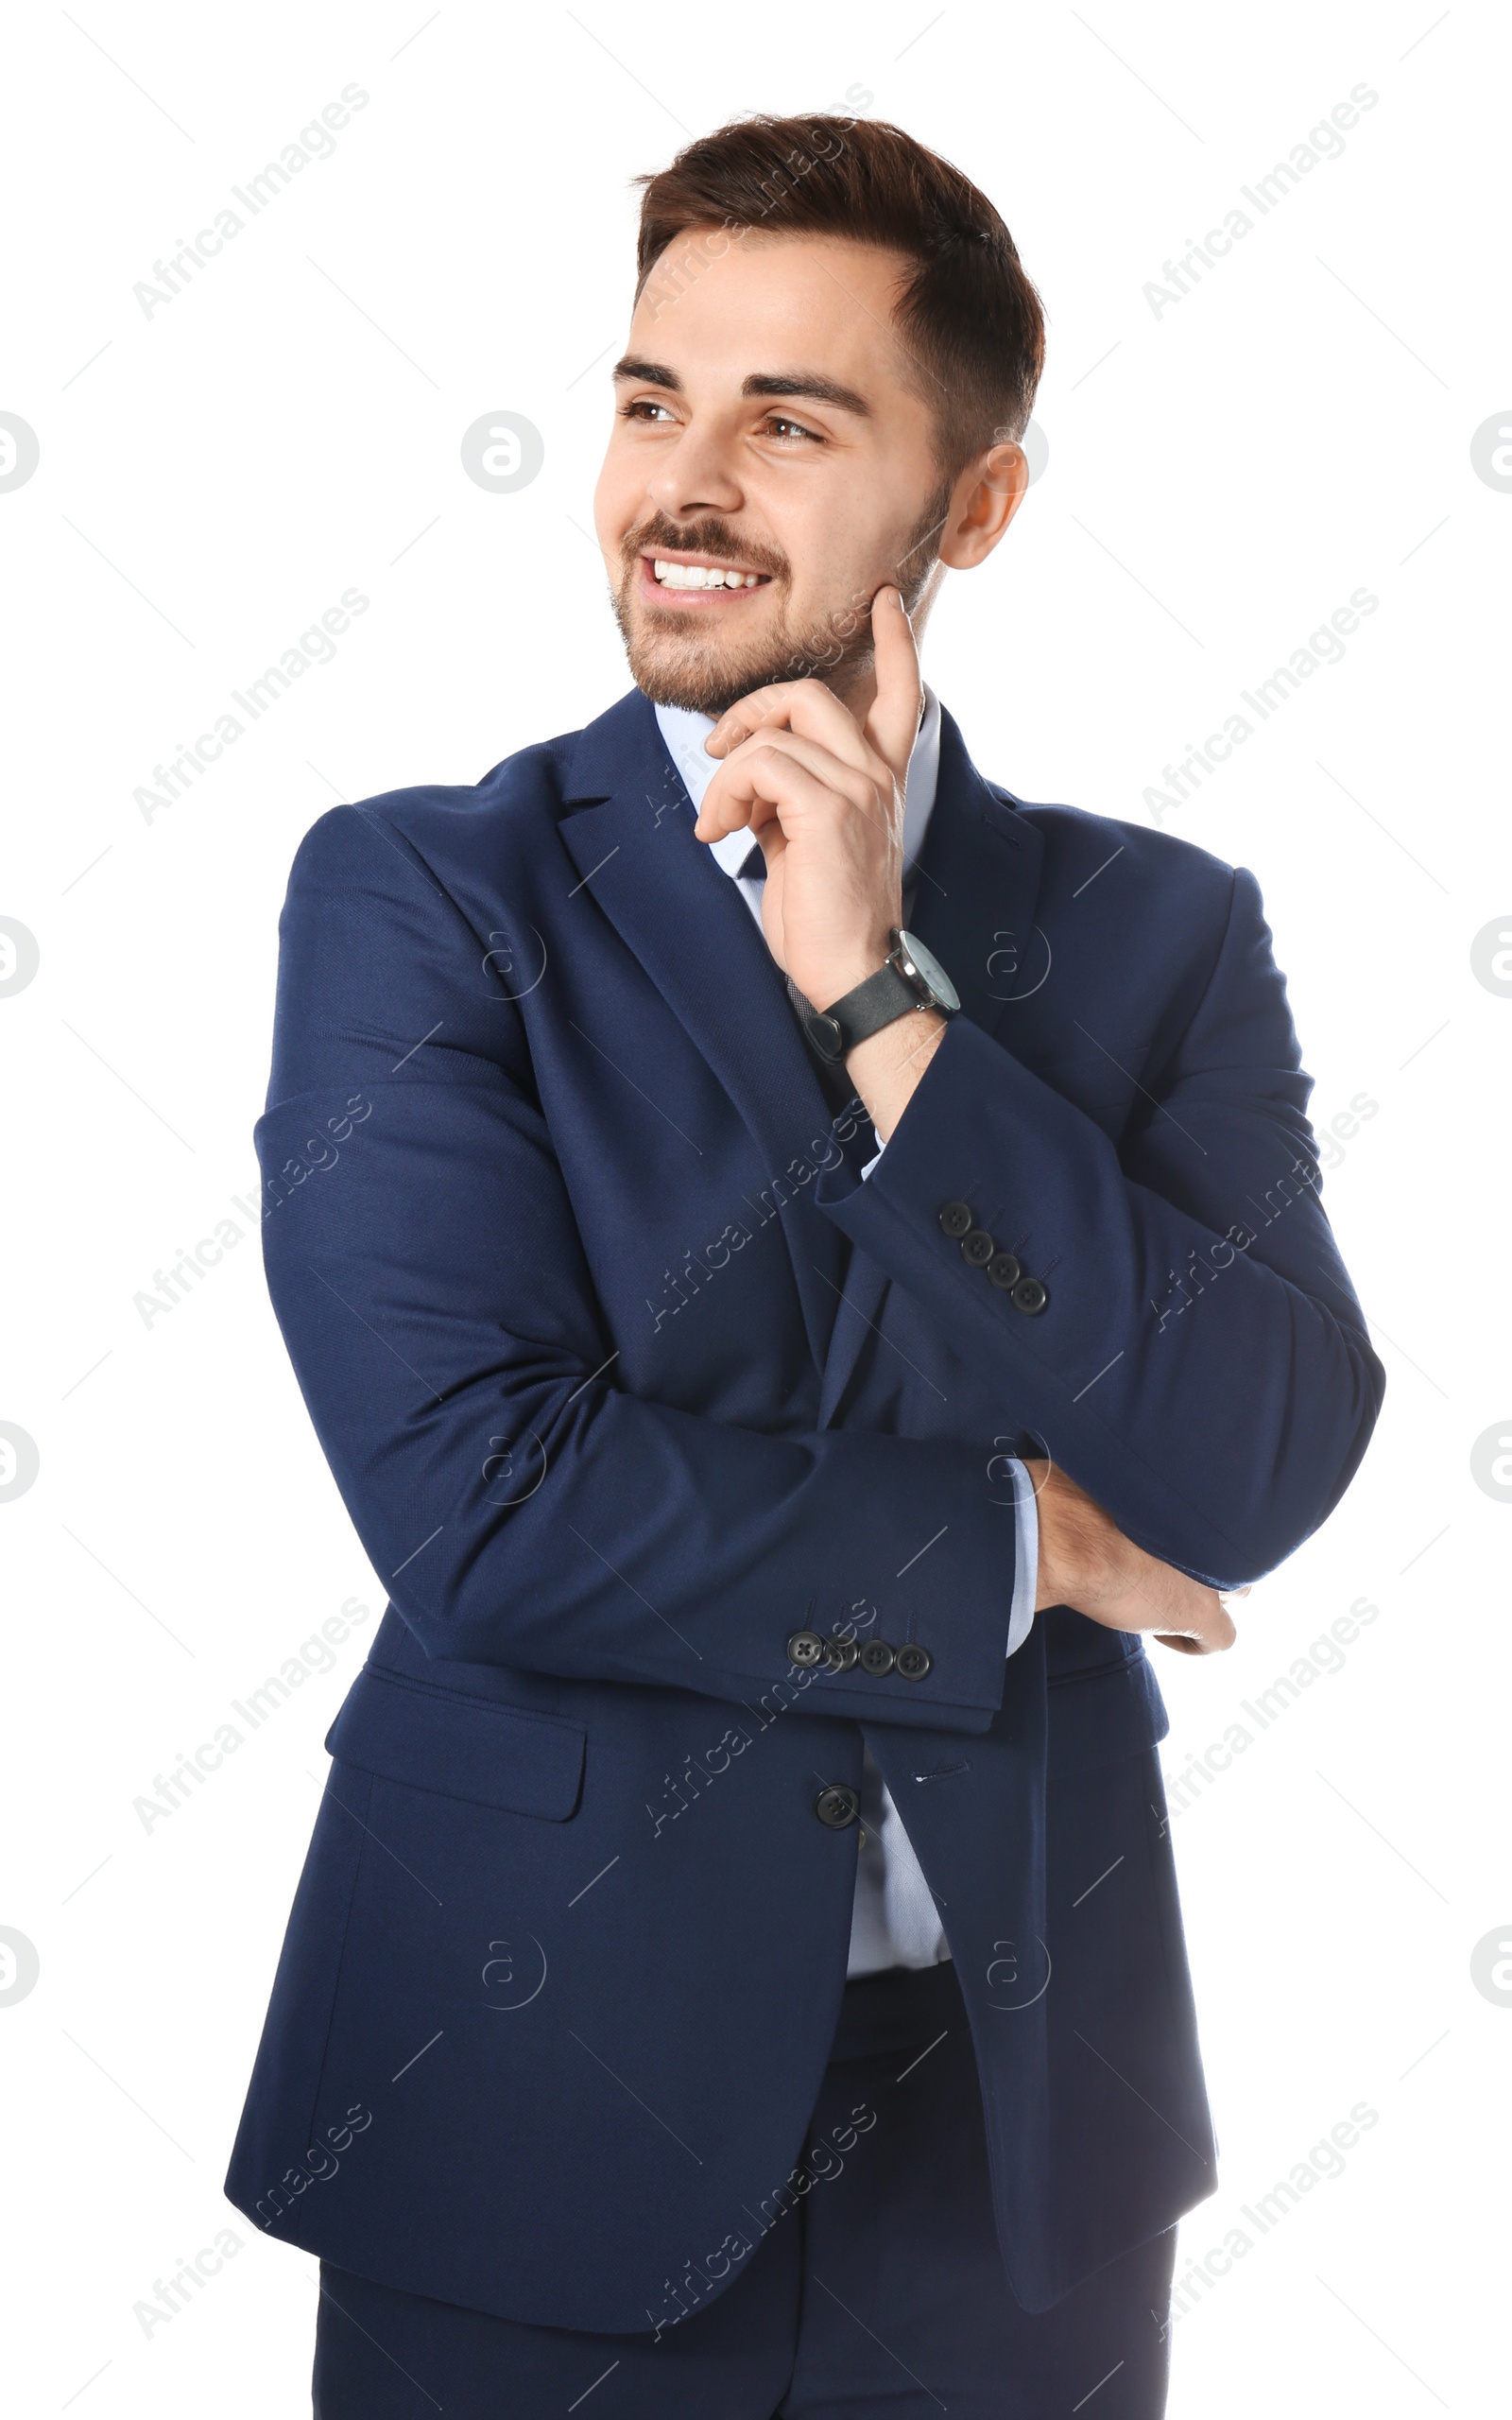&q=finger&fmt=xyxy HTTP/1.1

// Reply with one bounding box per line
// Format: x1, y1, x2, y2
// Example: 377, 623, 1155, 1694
705, 677, 876, 777
703, 681, 802, 759
689, 786, 764, 844
863, 587, 922, 787
1125, 1558, 1218, 1629
691, 751, 855, 845
695, 731, 885, 841
1125, 1557, 1235, 1651
1154, 1600, 1237, 1654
